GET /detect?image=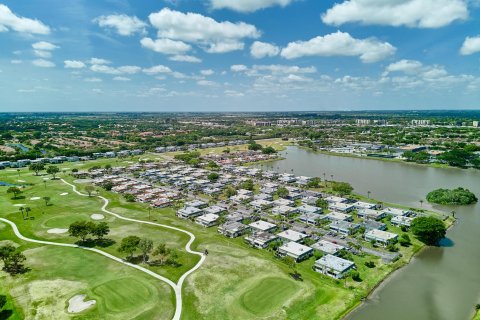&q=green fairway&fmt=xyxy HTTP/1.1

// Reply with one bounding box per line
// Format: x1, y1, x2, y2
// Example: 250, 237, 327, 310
92, 277, 157, 314
240, 277, 298, 316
